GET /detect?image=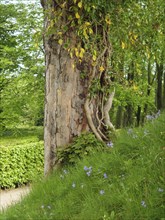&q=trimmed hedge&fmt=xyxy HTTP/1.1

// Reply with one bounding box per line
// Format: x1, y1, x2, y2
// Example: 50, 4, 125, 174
0, 142, 44, 188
